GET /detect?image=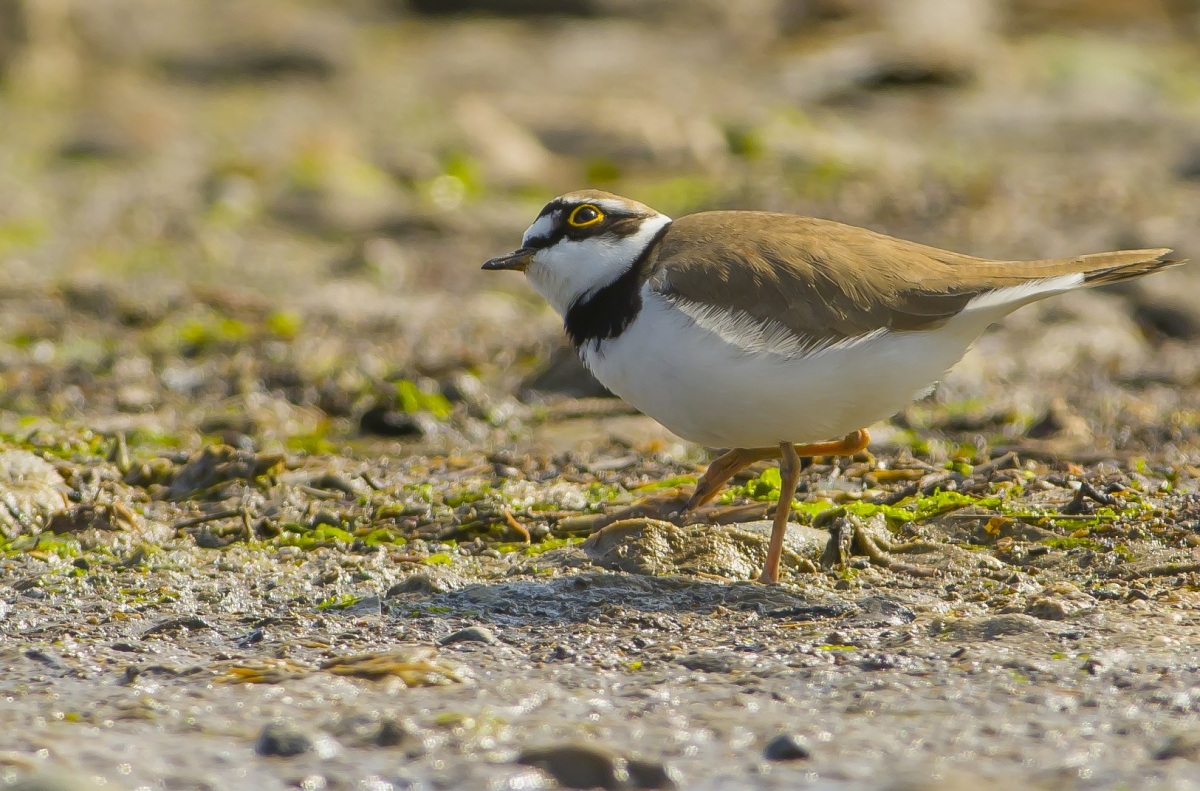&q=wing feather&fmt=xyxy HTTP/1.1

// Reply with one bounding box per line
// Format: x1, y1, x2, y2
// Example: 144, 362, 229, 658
646, 212, 1181, 346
